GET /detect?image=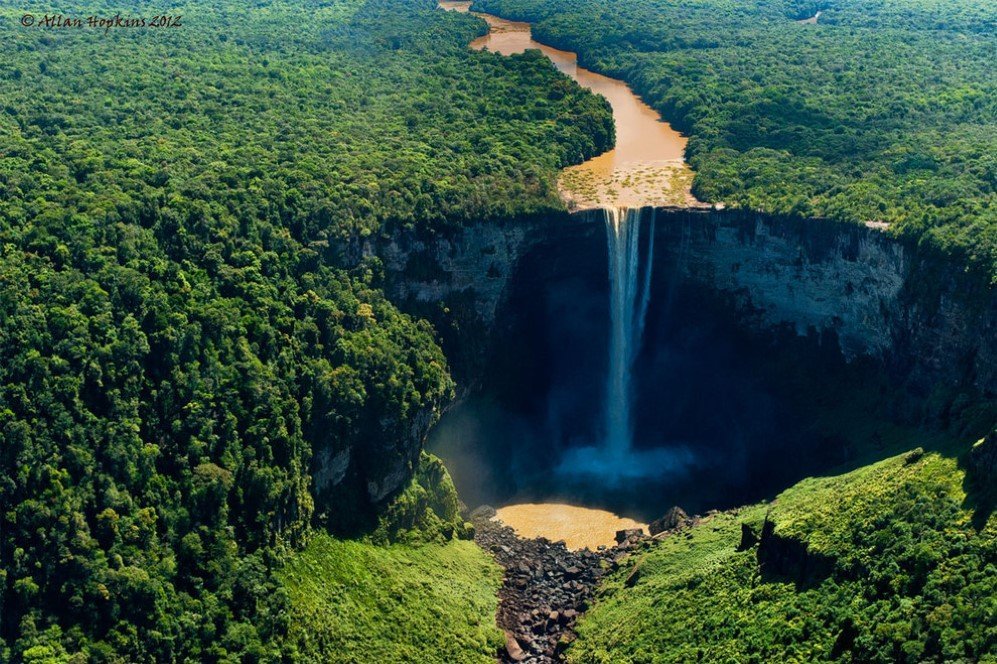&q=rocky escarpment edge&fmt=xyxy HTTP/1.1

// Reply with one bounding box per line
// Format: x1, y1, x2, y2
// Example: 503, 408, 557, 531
355, 207, 994, 399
